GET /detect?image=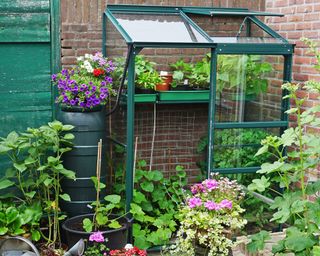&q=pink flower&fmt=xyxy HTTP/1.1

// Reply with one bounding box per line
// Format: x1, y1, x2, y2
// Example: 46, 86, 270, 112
188, 197, 202, 208
204, 179, 218, 191
204, 200, 221, 210
89, 231, 104, 243
219, 199, 233, 209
